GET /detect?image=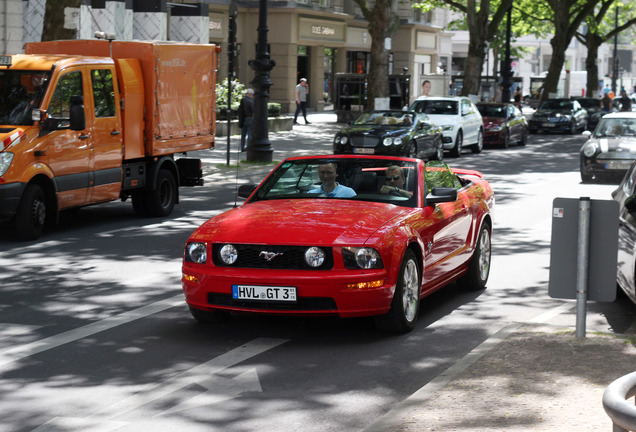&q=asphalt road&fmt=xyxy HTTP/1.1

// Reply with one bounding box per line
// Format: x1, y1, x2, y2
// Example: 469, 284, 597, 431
1, 115, 635, 432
